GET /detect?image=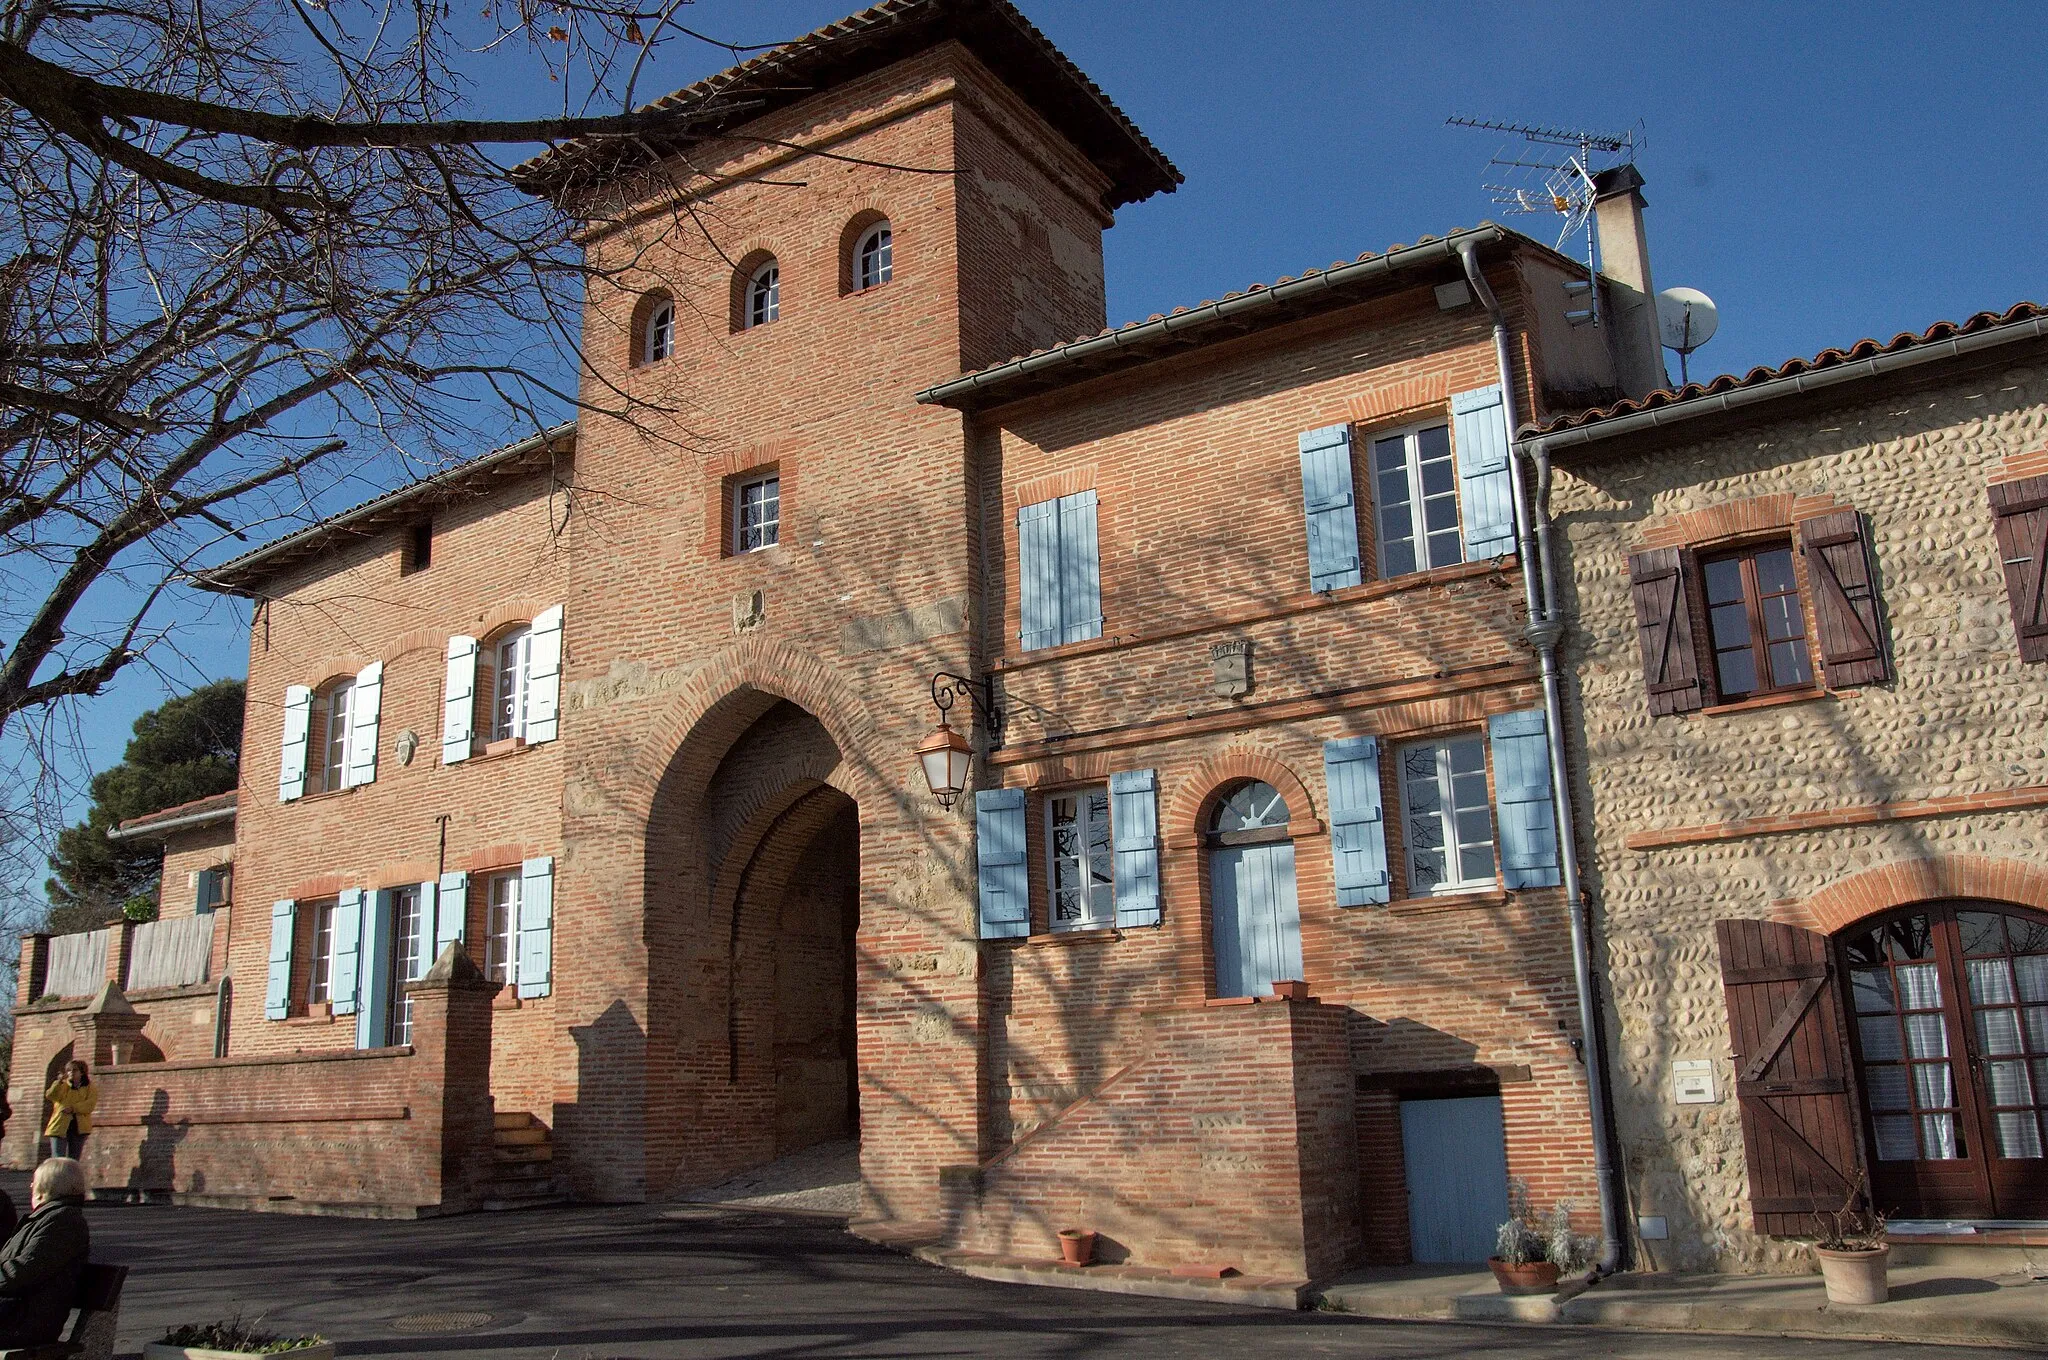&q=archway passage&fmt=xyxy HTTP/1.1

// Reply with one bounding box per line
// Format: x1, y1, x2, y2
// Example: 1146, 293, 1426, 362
1839, 901, 2048, 1220
763, 800, 860, 1155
